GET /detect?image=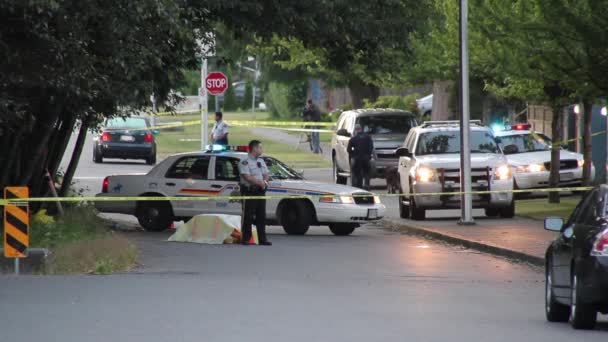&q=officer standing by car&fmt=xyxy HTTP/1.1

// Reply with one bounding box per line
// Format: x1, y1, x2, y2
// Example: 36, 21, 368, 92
303, 99, 322, 154
238, 140, 272, 246
211, 111, 229, 145
347, 124, 374, 190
